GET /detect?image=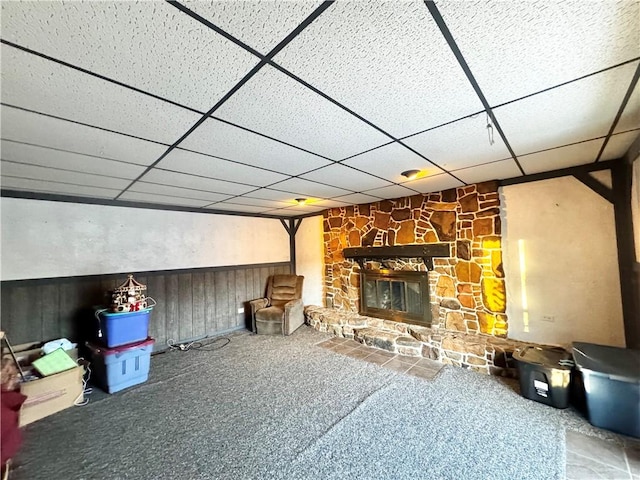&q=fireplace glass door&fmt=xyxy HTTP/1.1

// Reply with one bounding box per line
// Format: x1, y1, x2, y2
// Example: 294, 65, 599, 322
360, 270, 431, 326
